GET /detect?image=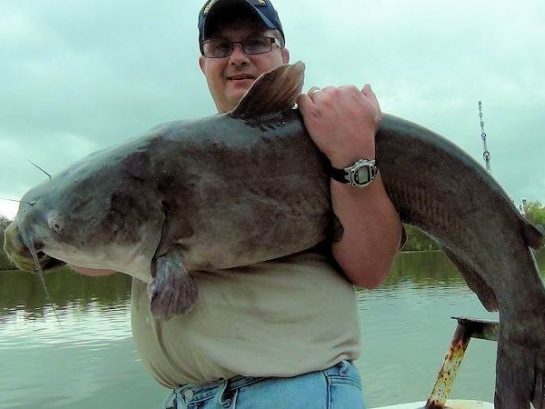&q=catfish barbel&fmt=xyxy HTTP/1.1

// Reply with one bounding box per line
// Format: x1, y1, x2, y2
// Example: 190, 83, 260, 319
4, 62, 545, 408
